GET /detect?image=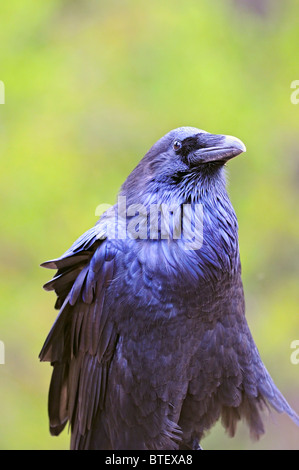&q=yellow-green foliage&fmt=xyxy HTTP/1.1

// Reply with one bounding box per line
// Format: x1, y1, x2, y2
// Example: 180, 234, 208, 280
0, 0, 298, 449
